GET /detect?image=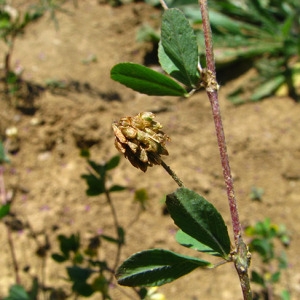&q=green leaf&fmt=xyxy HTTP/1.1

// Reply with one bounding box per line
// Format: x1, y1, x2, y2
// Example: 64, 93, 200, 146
166, 188, 231, 258
109, 185, 126, 192
250, 75, 286, 101
281, 289, 291, 300
28, 277, 39, 300
71, 281, 94, 297
250, 238, 273, 262
51, 253, 67, 263
101, 234, 120, 244
58, 233, 80, 258
0, 141, 10, 164
116, 249, 212, 287
251, 270, 265, 287
281, 16, 294, 38
209, 10, 263, 38
4, 285, 30, 300
278, 251, 288, 269
87, 160, 105, 177
175, 230, 221, 256
160, 8, 200, 88
0, 12, 11, 30
101, 227, 125, 245
138, 288, 148, 299
67, 266, 94, 282
118, 226, 125, 245
81, 174, 105, 196
0, 203, 10, 219
134, 188, 149, 210
92, 274, 109, 295
67, 266, 95, 296
105, 155, 120, 171
136, 24, 160, 43
271, 271, 281, 283
214, 42, 282, 65
111, 63, 188, 97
